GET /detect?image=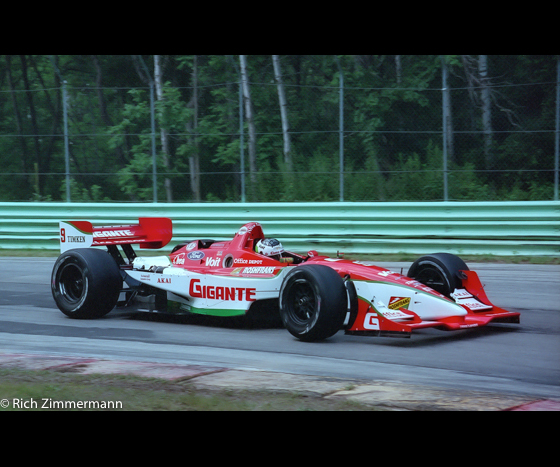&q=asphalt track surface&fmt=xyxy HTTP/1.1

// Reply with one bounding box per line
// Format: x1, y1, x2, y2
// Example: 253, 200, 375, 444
1, 257, 559, 404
